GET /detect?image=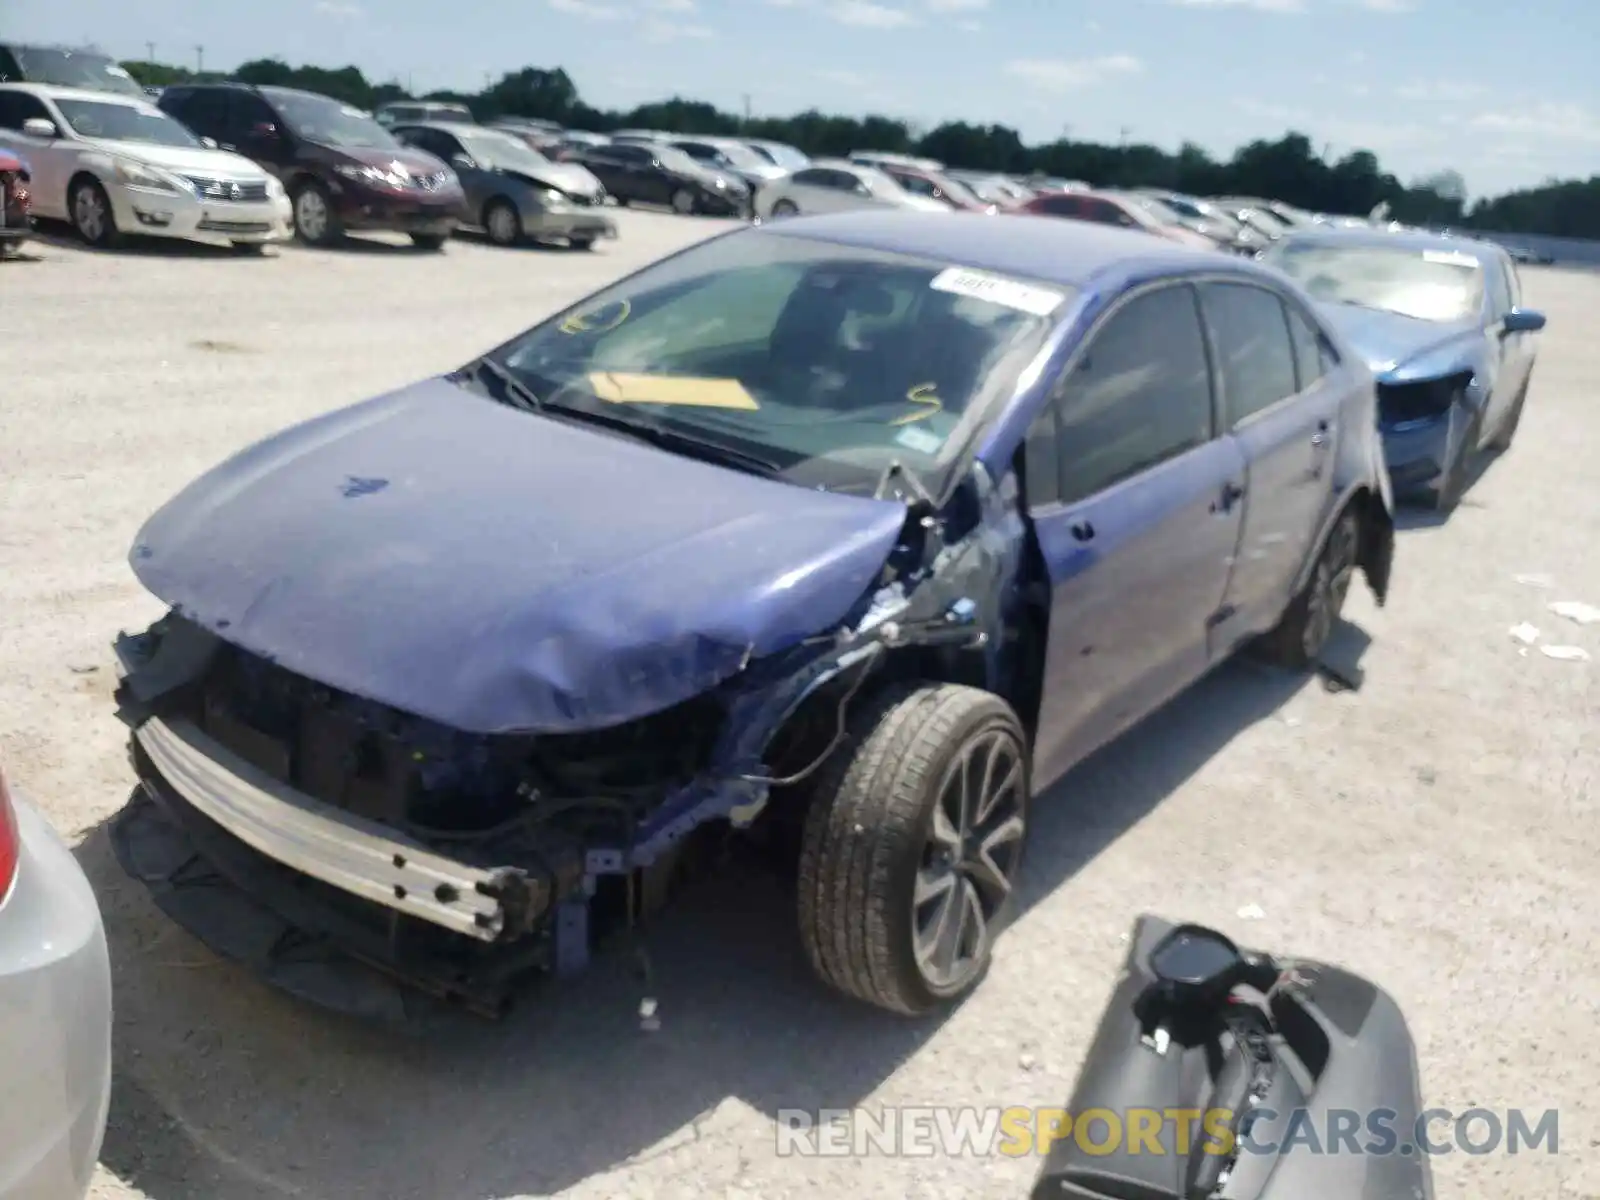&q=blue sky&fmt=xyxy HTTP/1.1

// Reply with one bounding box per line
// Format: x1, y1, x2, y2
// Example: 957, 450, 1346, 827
5, 0, 1596, 197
